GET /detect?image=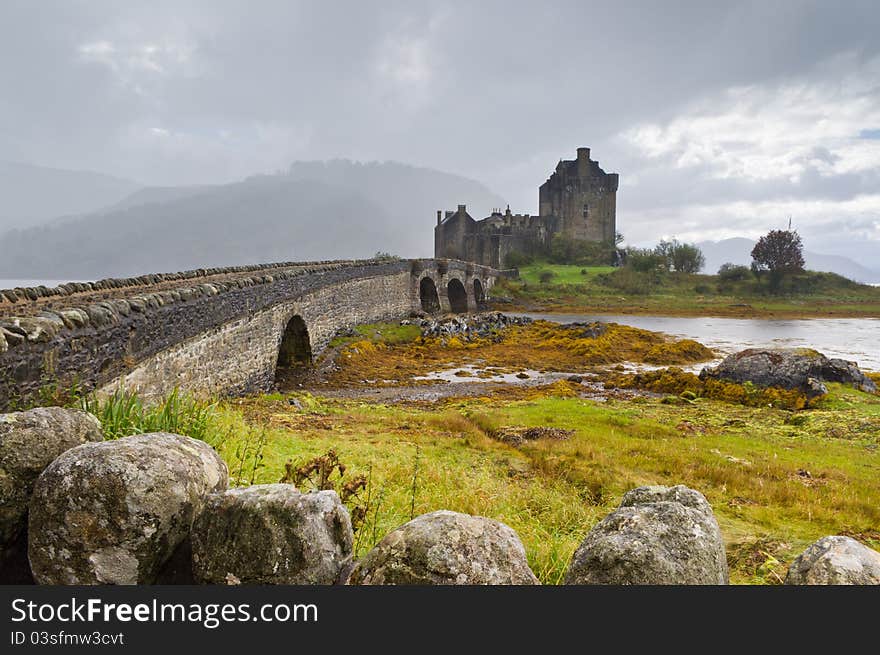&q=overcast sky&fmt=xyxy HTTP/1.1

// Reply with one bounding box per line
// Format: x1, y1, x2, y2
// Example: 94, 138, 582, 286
2, 0, 879, 258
